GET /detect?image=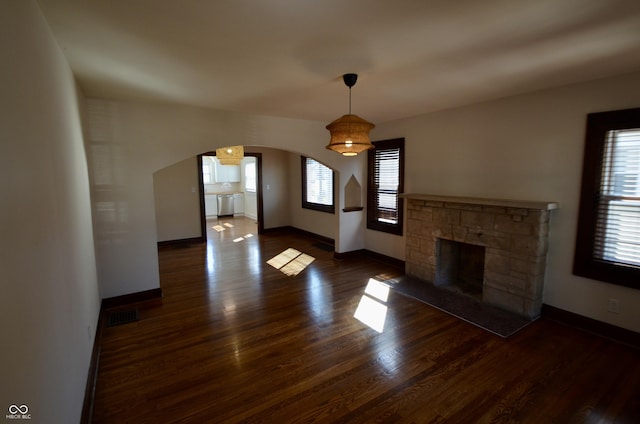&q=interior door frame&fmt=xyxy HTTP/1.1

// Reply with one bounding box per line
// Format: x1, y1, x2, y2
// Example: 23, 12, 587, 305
197, 152, 264, 239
